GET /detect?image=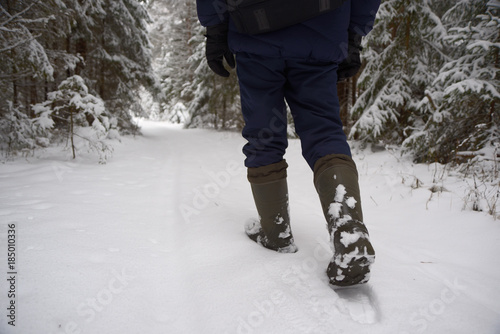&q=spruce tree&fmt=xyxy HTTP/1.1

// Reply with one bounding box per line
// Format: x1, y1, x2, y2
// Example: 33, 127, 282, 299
350, 0, 449, 150
78, 0, 157, 133
0, 0, 157, 157
0, 0, 57, 154
33, 75, 114, 161
351, 0, 498, 163
411, 0, 499, 162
